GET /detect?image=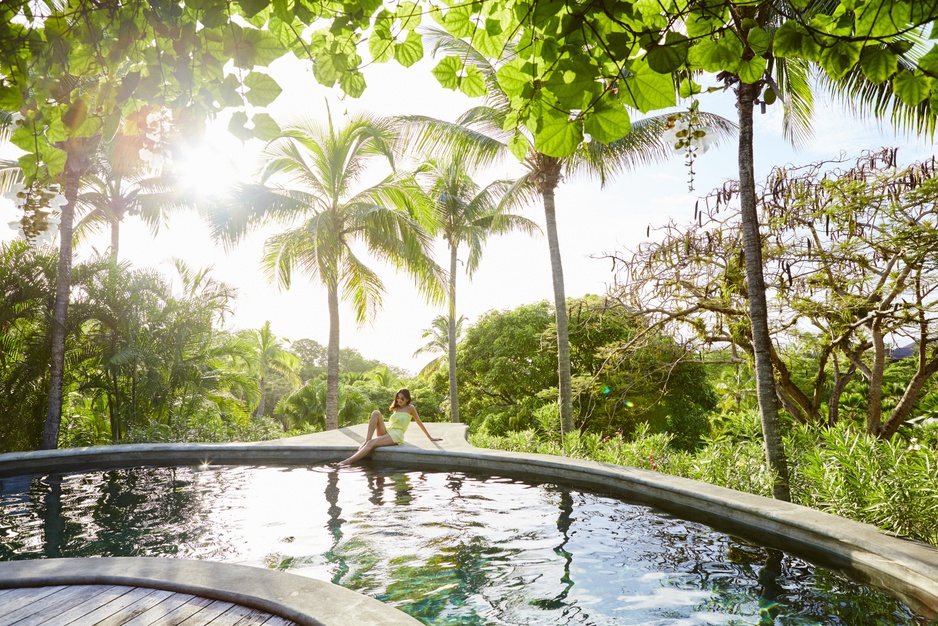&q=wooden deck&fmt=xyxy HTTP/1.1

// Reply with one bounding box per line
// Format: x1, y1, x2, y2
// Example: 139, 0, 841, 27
0, 585, 299, 626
